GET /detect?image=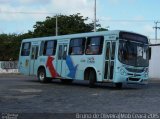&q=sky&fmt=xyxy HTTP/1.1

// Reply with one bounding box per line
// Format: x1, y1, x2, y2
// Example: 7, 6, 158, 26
0, 0, 160, 39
